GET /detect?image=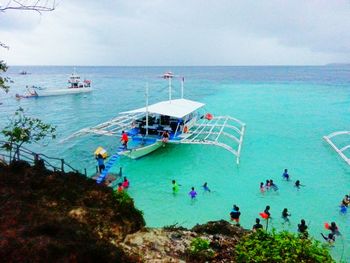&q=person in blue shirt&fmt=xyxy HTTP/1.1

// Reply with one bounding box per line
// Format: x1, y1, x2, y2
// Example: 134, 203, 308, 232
282, 169, 289, 181
202, 182, 211, 192
96, 154, 105, 173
